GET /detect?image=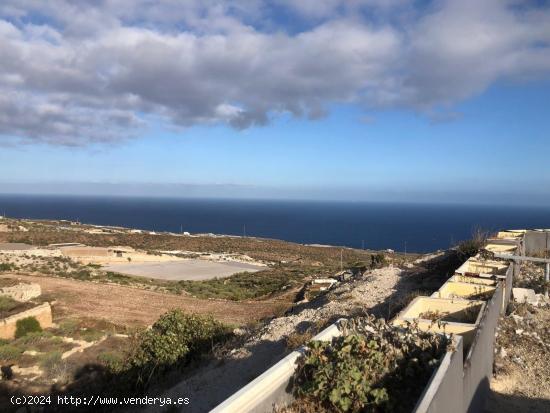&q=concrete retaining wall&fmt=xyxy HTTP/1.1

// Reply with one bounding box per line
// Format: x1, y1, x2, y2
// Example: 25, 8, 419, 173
501, 262, 514, 313
211, 323, 342, 413
413, 336, 464, 413
524, 230, 550, 255
0, 302, 53, 339
462, 283, 503, 413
